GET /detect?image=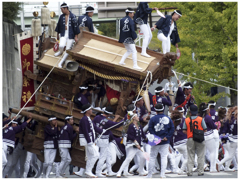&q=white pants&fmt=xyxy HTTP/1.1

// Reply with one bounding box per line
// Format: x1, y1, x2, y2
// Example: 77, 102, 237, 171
175, 144, 188, 171
148, 144, 169, 178
22, 151, 39, 178
139, 23, 152, 54
157, 33, 171, 54
120, 44, 137, 65
102, 142, 117, 173
2, 143, 8, 171
58, 148, 71, 176
144, 143, 151, 171
3, 143, 27, 178
129, 154, 140, 173
96, 145, 113, 174
205, 138, 217, 172
85, 144, 99, 174
59, 37, 74, 52
219, 141, 238, 167
44, 148, 57, 178
213, 129, 220, 162
117, 146, 145, 175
